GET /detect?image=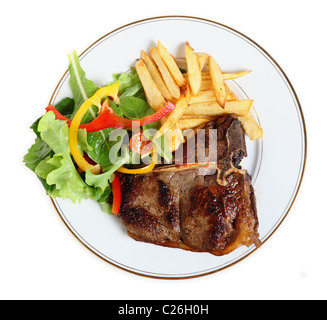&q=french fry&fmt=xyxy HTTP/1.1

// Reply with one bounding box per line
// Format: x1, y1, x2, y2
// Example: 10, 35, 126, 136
200, 79, 213, 91
200, 72, 212, 80
201, 70, 252, 80
141, 50, 172, 100
175, 123, 186, 142
177, 118, 212, 130
135, 59, 166, 111
185, 42, 202, 95
225, 100, 253, 115
150, 46, 181, 99
209, 56, 227, 107
155, 85, 191, 139
165, 123, 185, 152
238, 114, 263, 140
188, 72, 250, 92
158, 41, 187, 87
198, 83, 238, 101
225, 83, 263, 140
197, 53, 209, 71
223, 70, 252, 80
190, 88, 236, 103
184, 99, 253, 117
189, 90, 216, 104
181, 115, 215, 120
